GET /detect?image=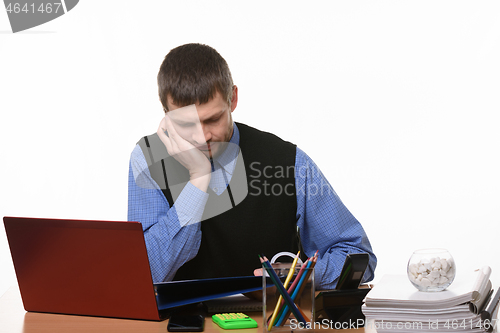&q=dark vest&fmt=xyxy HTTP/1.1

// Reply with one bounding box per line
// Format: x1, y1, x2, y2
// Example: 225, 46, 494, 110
138, 122, 299, 280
